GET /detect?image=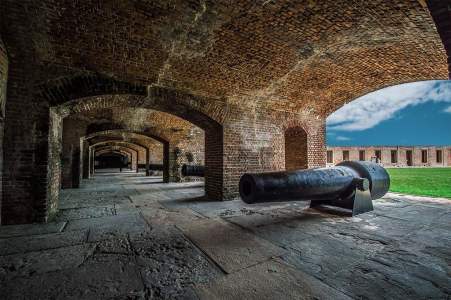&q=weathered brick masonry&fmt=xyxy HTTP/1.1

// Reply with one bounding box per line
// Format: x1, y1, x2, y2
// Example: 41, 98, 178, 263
0, 37, 8, 225
0, 0, 449, 224
327, 146, 451, 167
